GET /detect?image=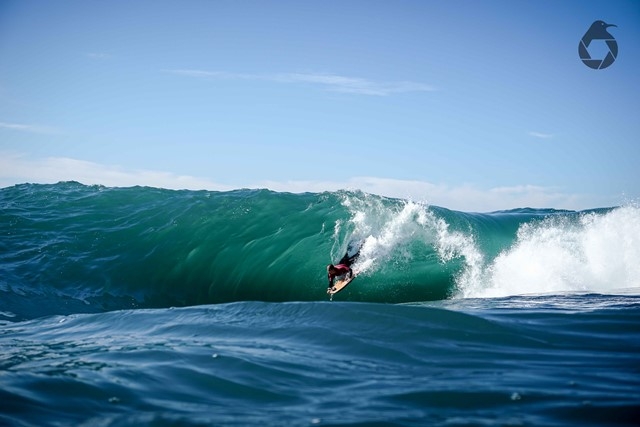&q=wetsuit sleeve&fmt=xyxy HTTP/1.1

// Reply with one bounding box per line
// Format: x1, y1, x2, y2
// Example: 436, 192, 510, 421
328, 273, 334, 287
